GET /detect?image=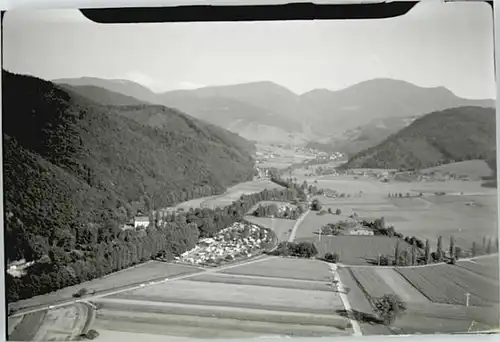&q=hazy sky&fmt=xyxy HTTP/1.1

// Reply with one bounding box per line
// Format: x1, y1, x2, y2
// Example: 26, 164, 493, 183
3, 2, 496, 99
